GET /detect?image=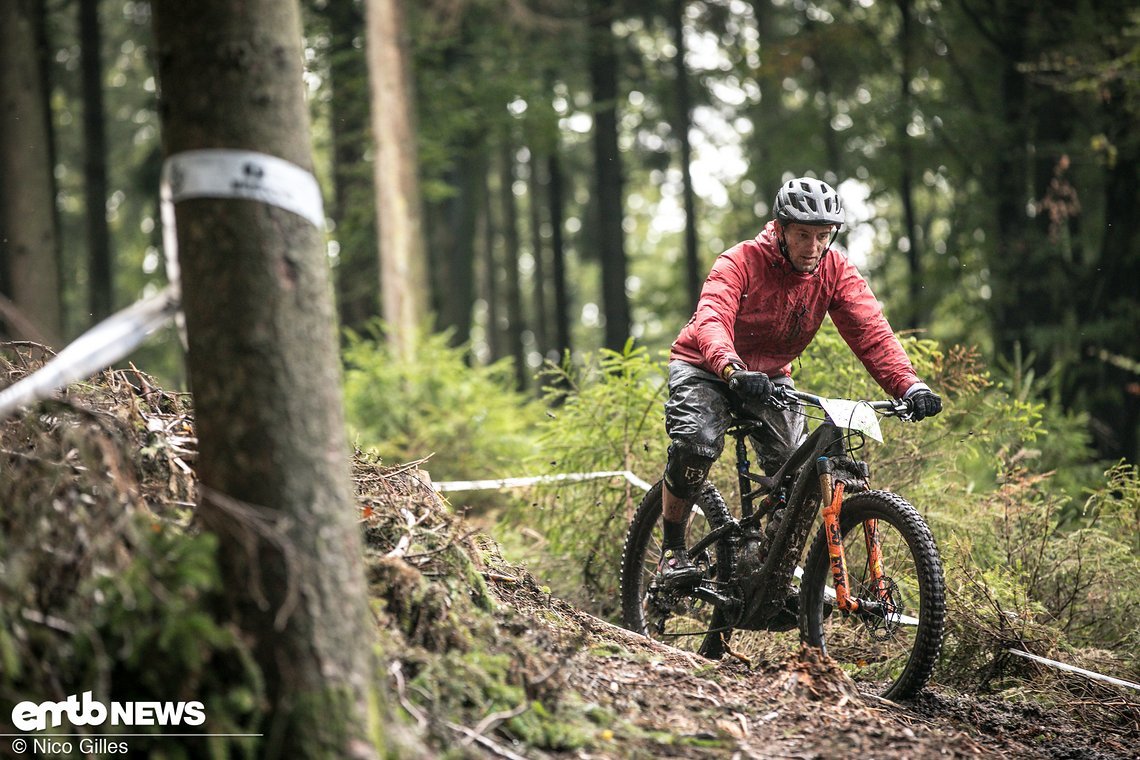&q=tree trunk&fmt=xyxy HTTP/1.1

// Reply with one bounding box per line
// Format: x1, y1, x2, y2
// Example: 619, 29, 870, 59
589, 0, 631, 351
80, 0, 112, 323
0, 0, 63, 346
547, 151, 572, 361
431, 152, 481, 348
480, 164, 502, 361
322, 0, 380, 335
527, 149, 549, 359
500, 142, 528, 390
149, 1, 381, 755
366, 0, 428, 361
667, 0, 701, 313
748, 0, 786, 221
896, 0, 923, 328
988, 7, 1032, 362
